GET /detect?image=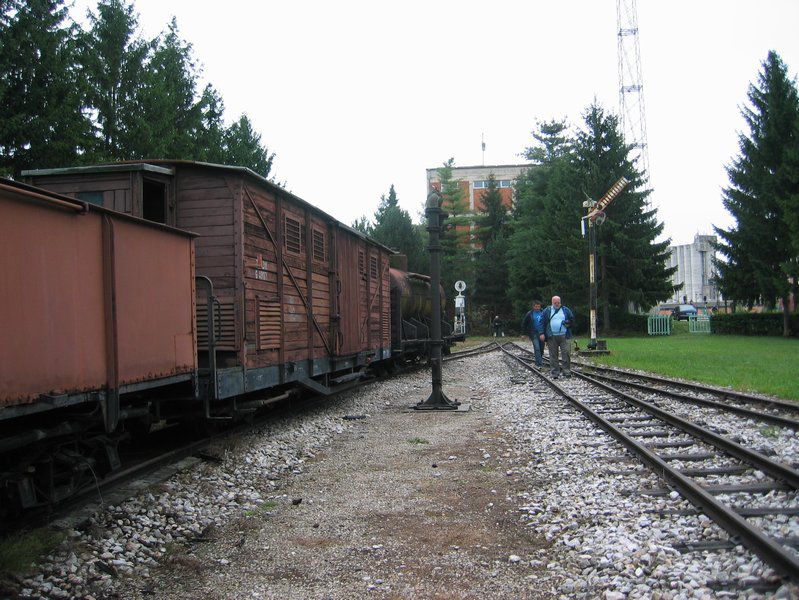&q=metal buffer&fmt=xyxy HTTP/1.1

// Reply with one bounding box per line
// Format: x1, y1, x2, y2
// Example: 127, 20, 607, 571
415, 190, 461, 411
581, 177, 629, 353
